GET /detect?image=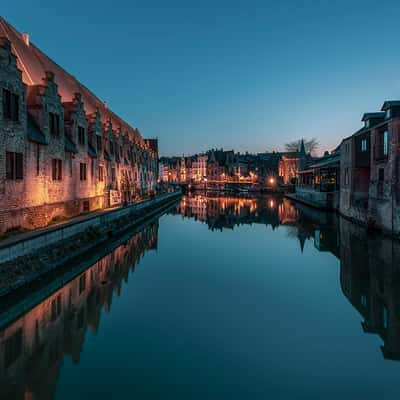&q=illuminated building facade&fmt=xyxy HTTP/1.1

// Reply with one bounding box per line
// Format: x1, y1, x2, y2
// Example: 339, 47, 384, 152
0, 18, 158, 233
340, 103, 400, 235
278, 140, 309, 184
